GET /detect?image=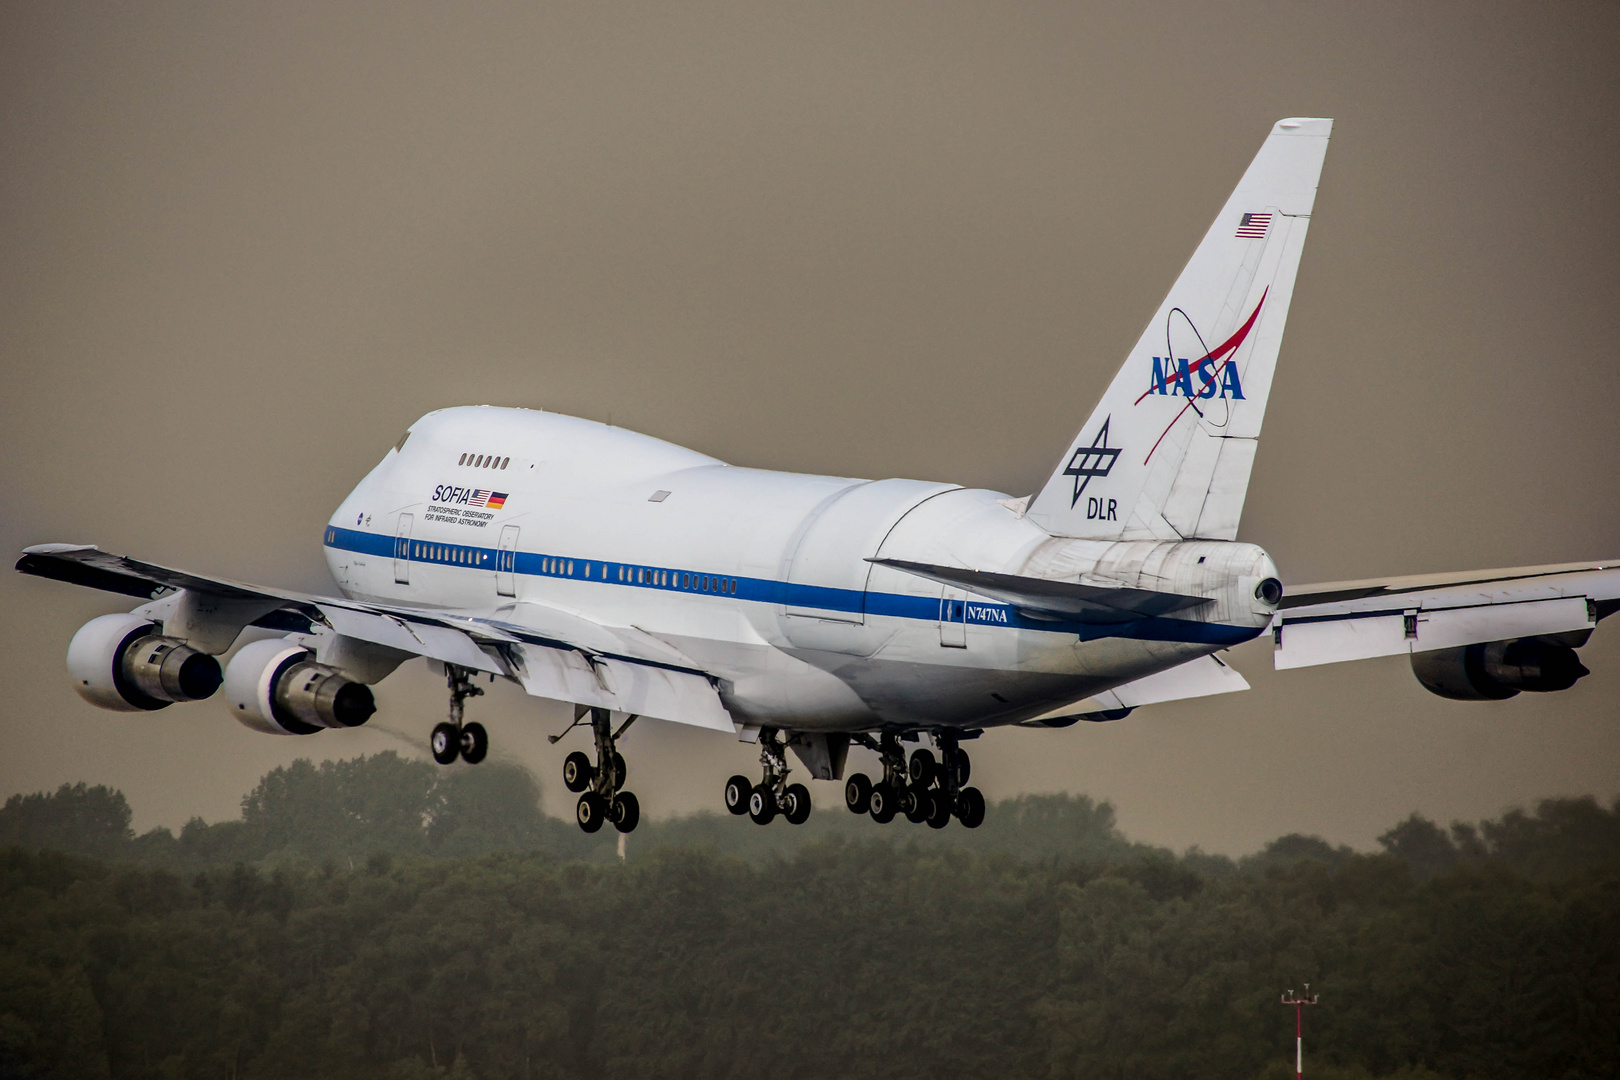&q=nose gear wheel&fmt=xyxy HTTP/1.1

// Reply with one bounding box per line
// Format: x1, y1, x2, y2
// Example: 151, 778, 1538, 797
431, 665, 488, 766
